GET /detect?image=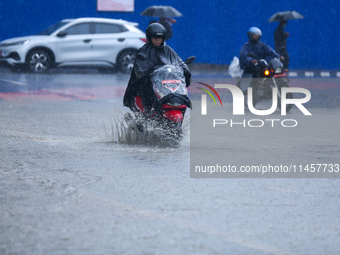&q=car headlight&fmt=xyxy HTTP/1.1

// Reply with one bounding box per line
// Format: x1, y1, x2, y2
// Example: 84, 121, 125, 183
274, 67, 282, 74
0, 39, 30, 47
